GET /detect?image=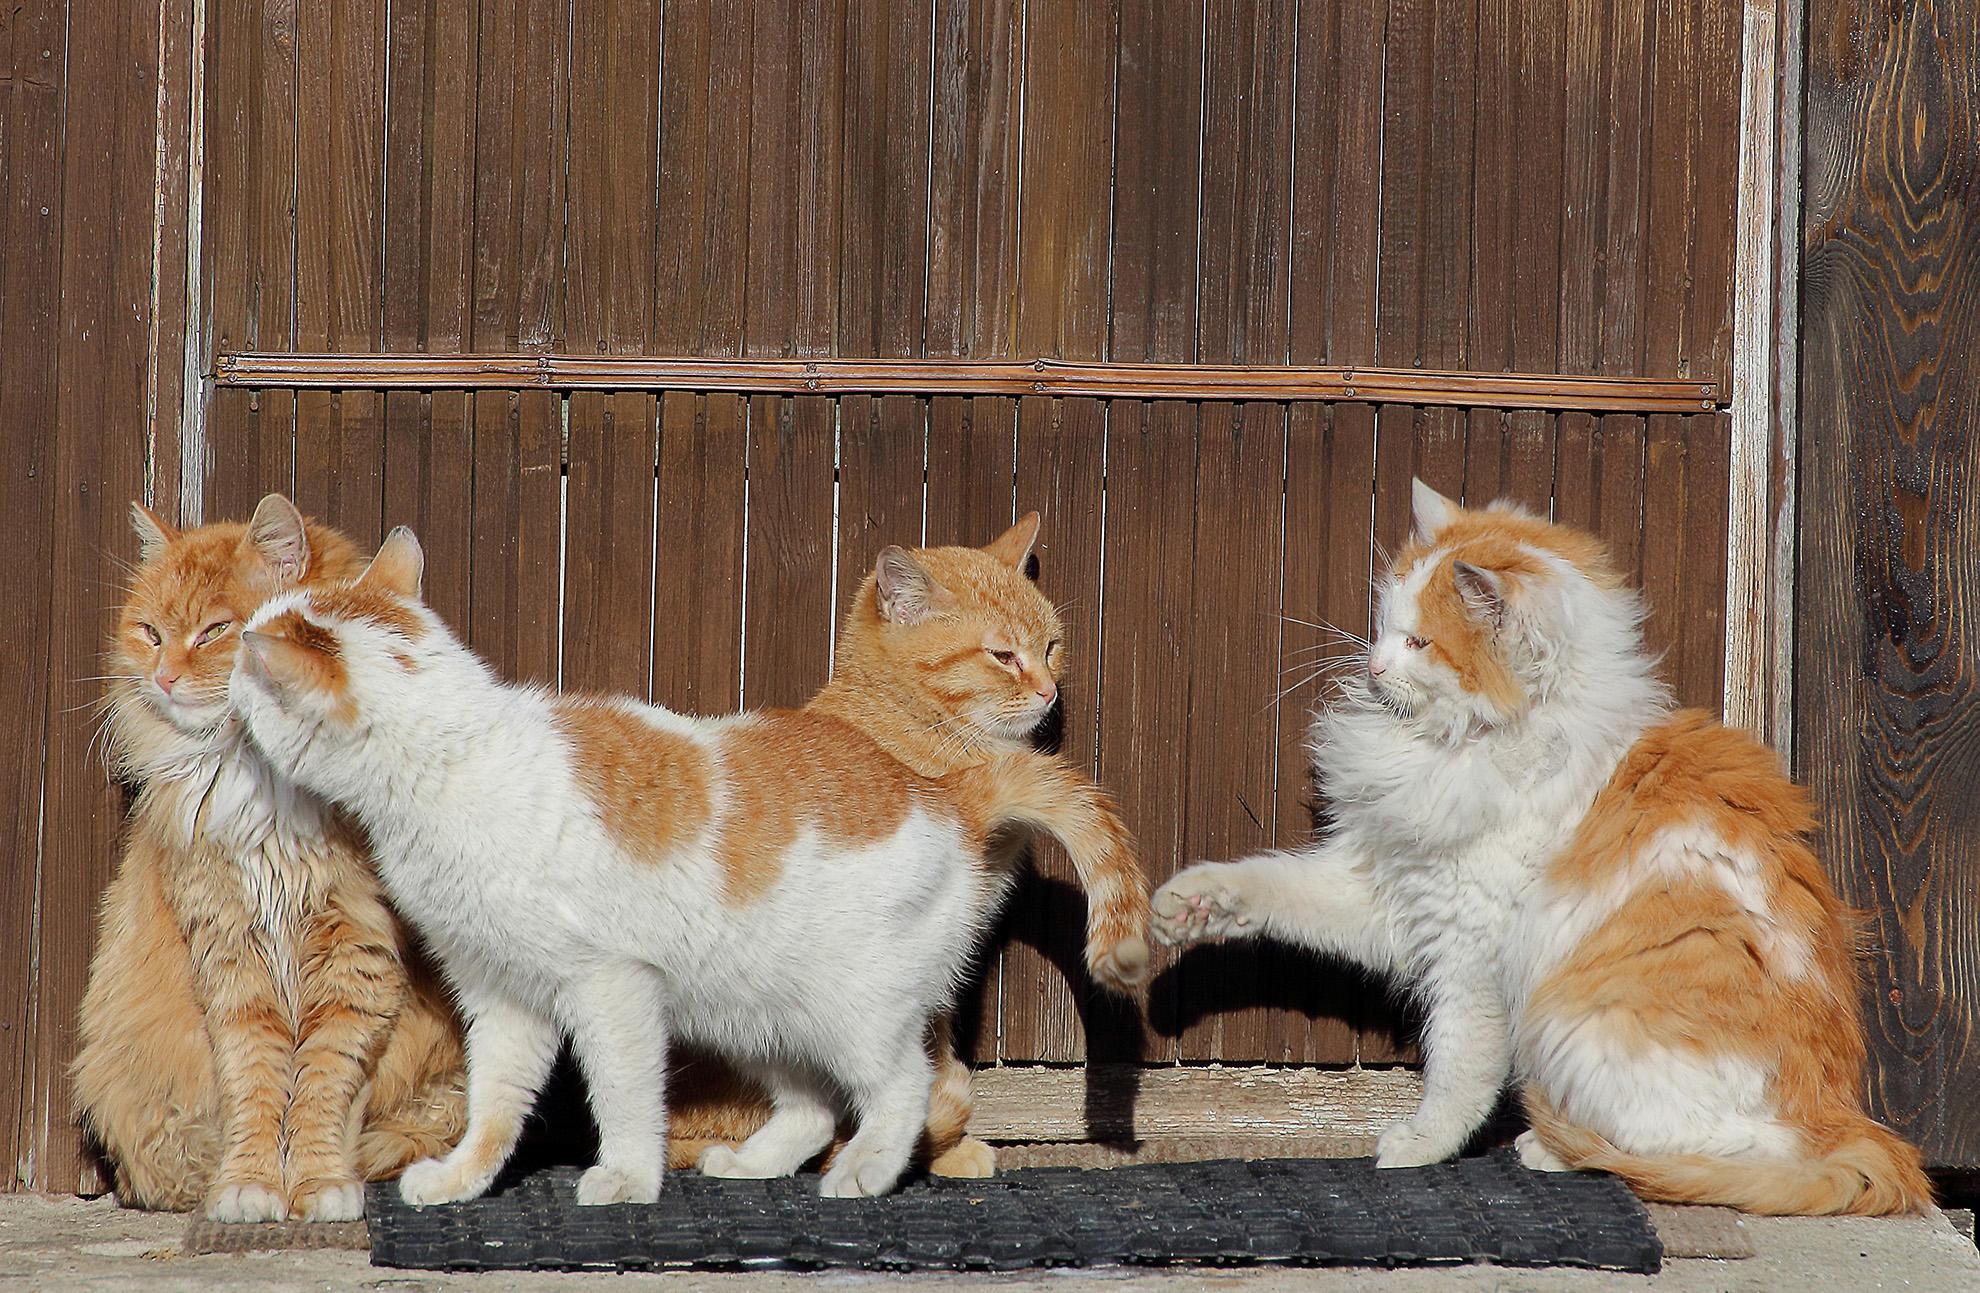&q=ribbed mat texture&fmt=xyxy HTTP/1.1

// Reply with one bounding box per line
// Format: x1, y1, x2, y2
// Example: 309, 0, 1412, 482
366, 1151, 1661, 1274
